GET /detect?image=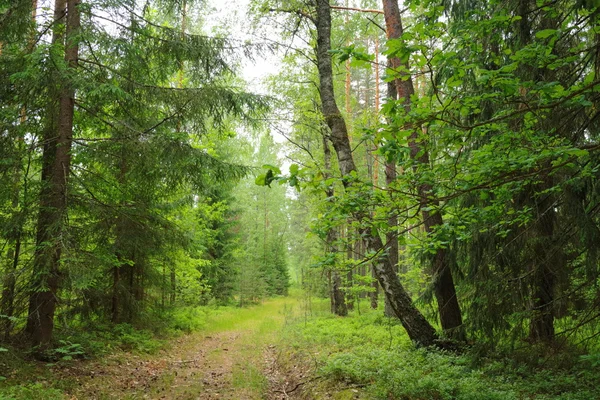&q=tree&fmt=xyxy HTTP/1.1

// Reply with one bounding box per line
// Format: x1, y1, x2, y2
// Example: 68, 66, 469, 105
1, 0, 268, 352
391, 0, 600, 345
25, 0, 81, 351
381, 0, 464, 340
315, 0, 436, 346
235, 132, 290, 305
